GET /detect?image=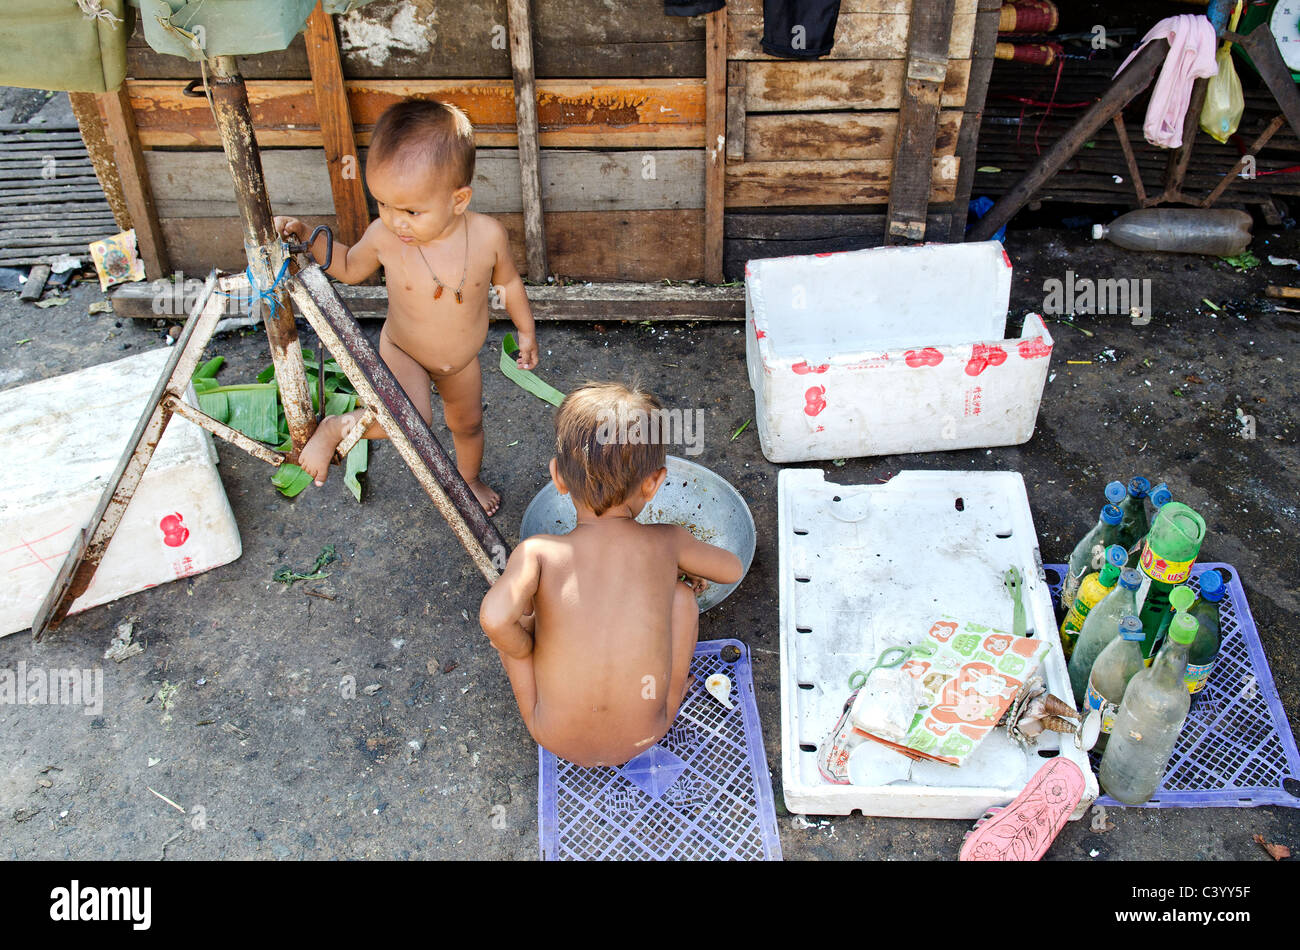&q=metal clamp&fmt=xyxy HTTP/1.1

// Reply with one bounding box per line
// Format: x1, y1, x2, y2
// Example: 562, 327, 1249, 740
286, 224, 334, 272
